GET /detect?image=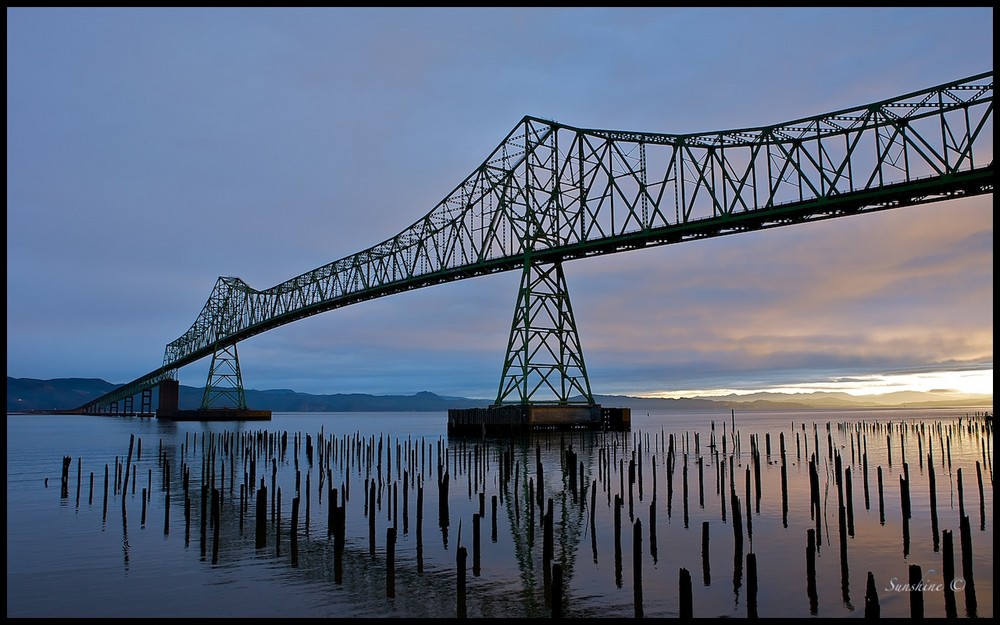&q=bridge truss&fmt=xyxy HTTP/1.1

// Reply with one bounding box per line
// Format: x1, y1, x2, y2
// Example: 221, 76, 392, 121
81, 71, 994, 414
